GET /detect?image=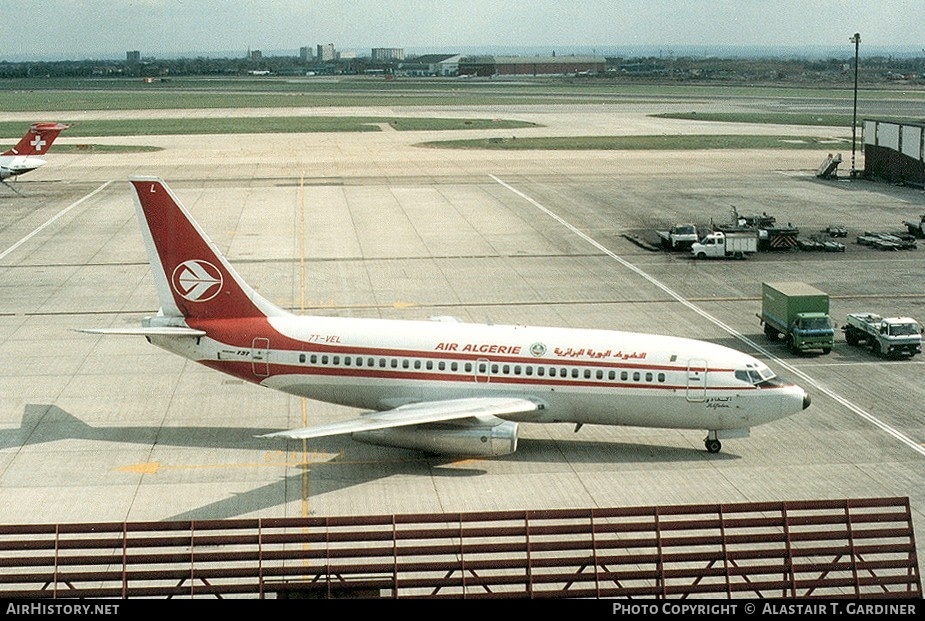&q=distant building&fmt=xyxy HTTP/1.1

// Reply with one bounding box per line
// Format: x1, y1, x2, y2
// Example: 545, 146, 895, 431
317, 44, 335, 62
299, 47, 312, 63
126, 51, 140, 65
371, 48, 405, 62
400, 54, 461, 77
459, 55, 606, 77
250, 50, 263, 61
